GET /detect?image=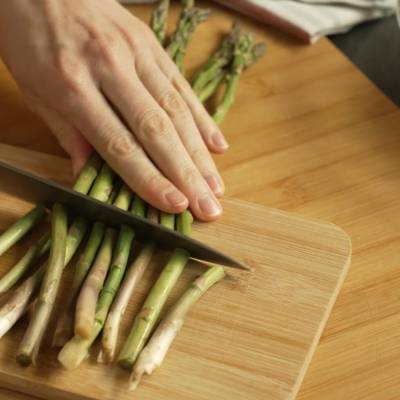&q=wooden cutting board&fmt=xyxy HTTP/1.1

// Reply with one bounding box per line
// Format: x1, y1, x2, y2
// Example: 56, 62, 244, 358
0, 143, 351, 400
